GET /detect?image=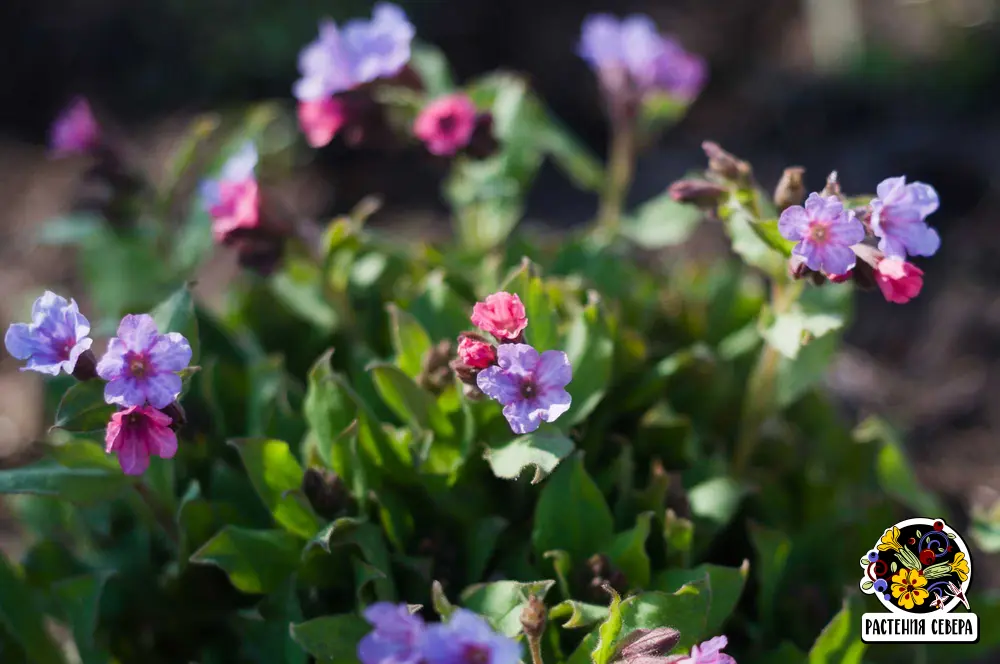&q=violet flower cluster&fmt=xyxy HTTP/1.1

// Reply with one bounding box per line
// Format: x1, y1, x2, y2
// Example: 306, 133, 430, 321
4, 292, 191, 476
779, 176, 940, 305
450, 291, 572, 434
358, 603, 521, 664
